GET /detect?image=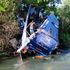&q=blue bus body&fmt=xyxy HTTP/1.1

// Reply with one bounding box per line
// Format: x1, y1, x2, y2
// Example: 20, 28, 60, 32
28, 14, 59, 56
